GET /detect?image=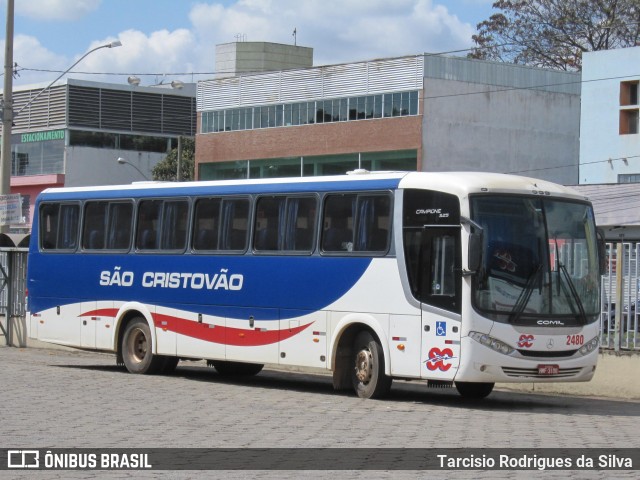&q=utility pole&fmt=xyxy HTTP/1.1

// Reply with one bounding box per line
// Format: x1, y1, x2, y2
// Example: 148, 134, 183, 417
176, 136, 182, 181
1, 0, 14, 234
